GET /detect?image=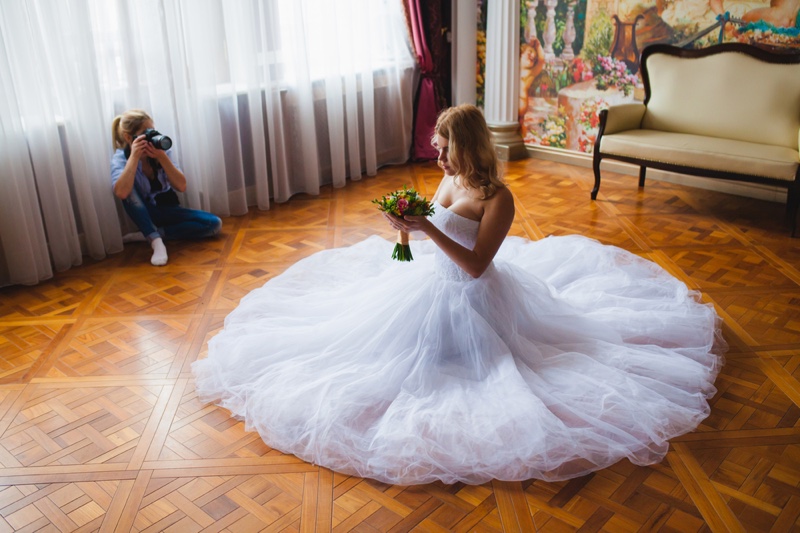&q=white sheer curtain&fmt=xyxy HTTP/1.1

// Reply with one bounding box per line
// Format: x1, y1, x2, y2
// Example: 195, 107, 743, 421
0, 0, 416, 287
0, 1, 123, 285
